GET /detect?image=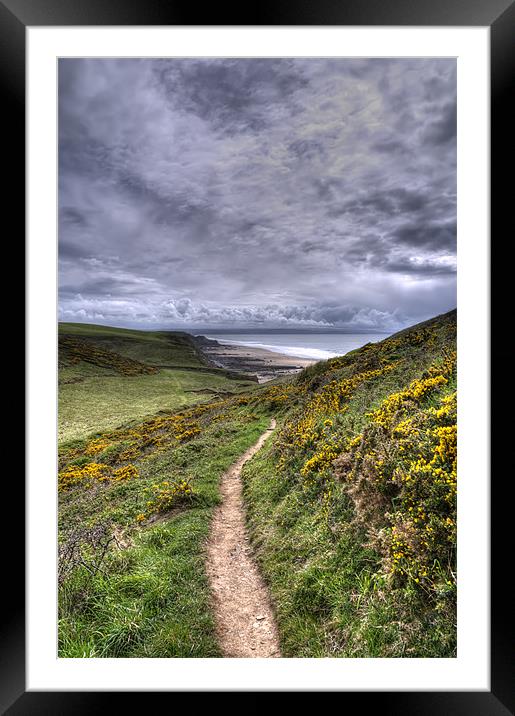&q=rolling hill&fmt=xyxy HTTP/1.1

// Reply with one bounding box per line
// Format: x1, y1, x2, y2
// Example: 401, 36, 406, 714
58, 310, 457, 658
58, 323, 256, 443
